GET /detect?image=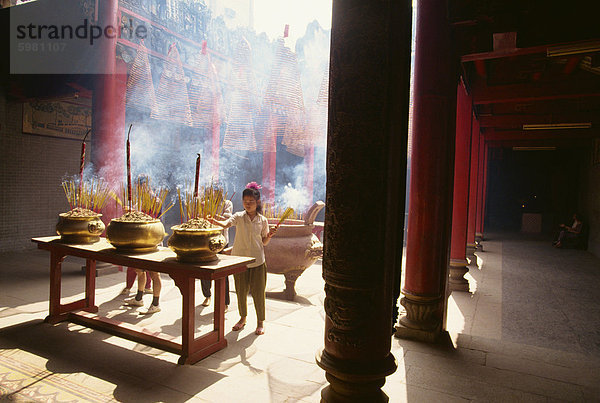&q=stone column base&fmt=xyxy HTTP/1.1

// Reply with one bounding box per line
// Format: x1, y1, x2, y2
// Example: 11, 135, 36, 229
466, 243, 477, 254
448, 258, 470, 292
475, 233, 484, 252
466, 243, 477, 265
316, 349, 396, 403
395, 321, 441, 343
394, 294, 442, 342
